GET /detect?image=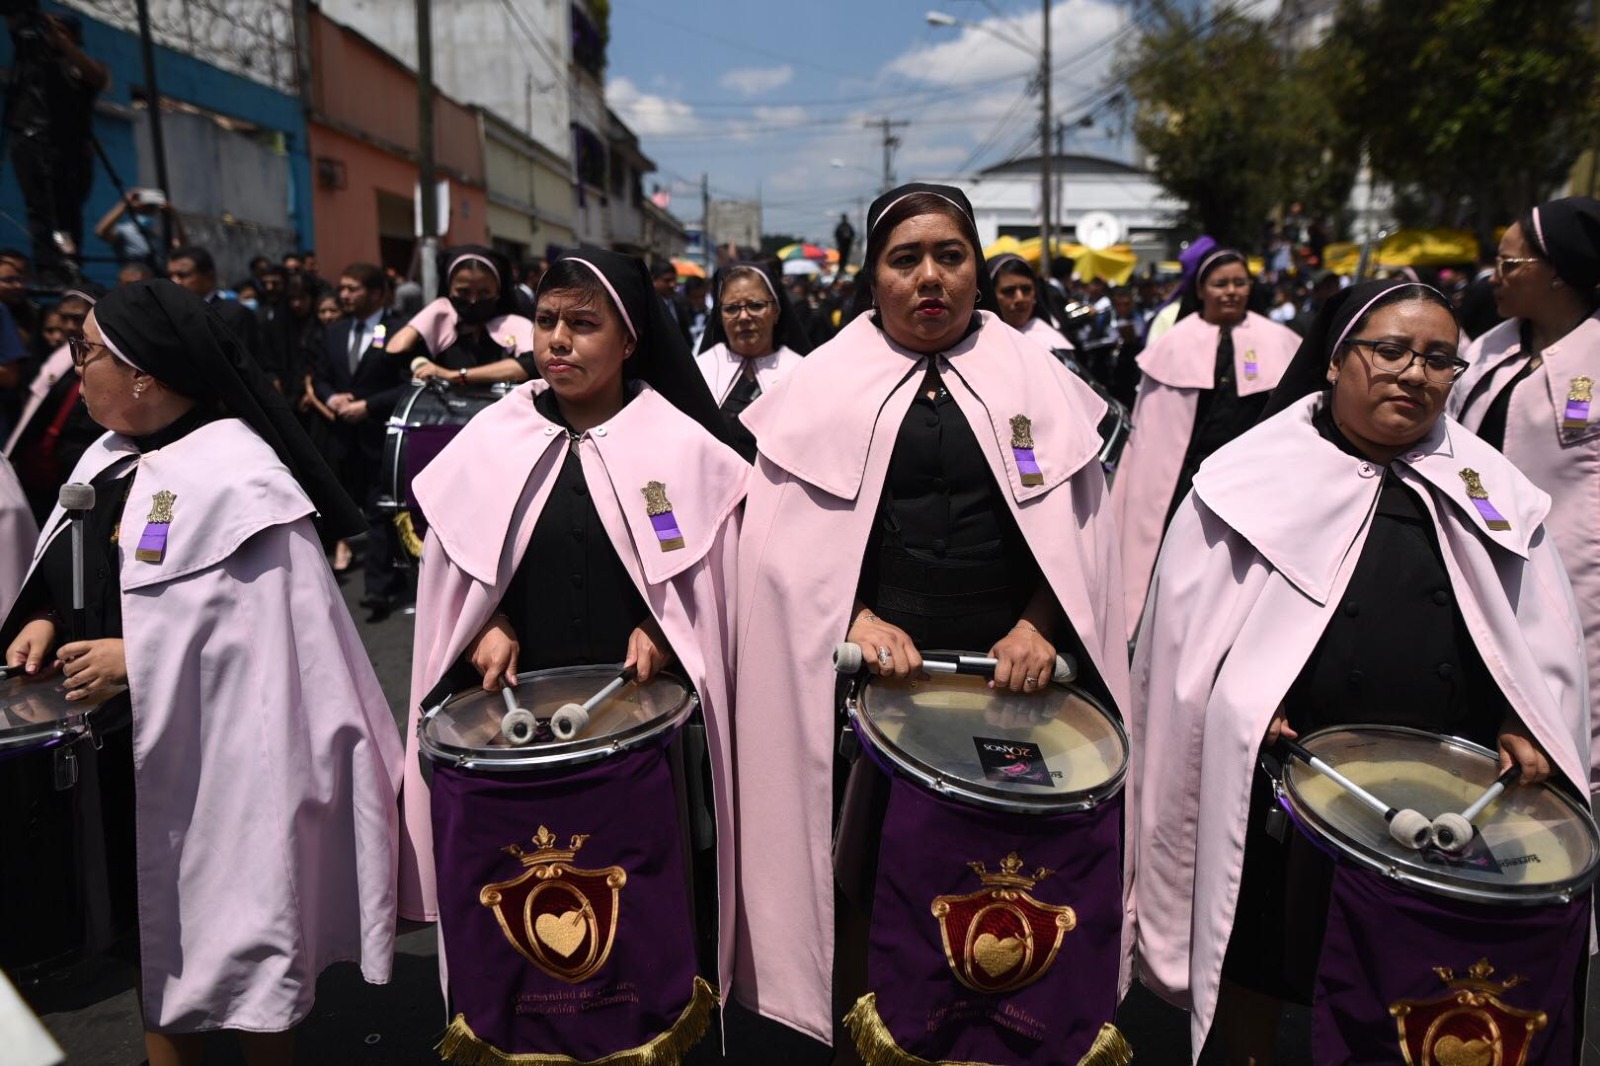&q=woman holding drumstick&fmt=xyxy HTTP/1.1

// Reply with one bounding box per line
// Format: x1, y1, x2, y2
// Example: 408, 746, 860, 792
1130, 278, 1591, 1064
